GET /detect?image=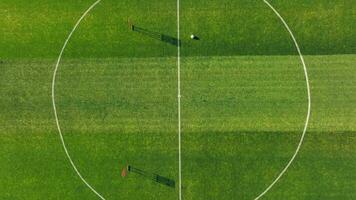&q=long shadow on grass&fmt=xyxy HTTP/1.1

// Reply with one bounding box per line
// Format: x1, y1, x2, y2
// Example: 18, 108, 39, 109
131, 25, 181, 47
